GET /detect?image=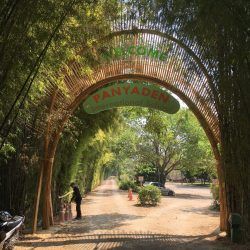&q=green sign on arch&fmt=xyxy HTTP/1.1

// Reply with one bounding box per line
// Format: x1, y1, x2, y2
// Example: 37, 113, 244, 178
83, 81, 180, 114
